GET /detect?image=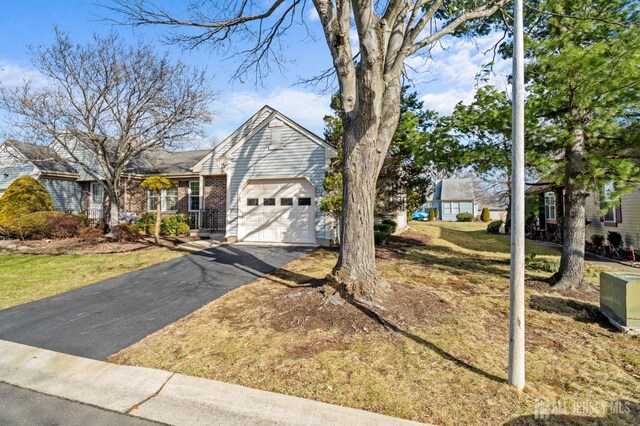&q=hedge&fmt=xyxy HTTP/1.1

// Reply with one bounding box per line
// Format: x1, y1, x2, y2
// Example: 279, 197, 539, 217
456, 213, 473, 222
487, 220, 503, 234
0, 176, 53, 231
